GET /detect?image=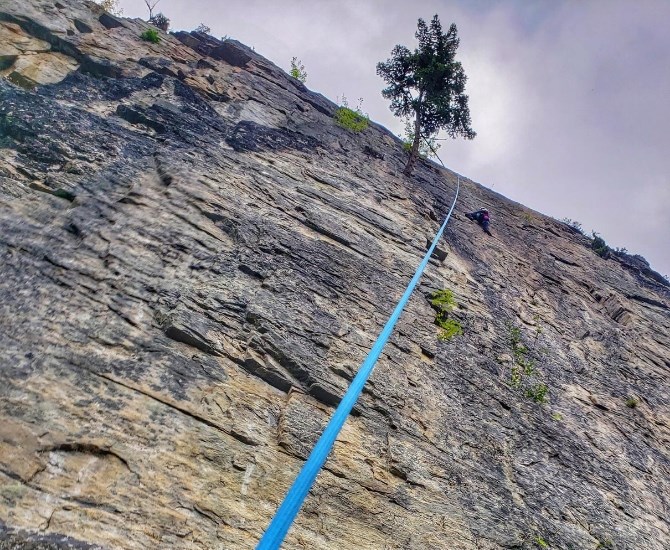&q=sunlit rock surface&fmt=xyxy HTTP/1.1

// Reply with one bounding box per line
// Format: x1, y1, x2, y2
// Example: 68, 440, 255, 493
1, 1, 669, 549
